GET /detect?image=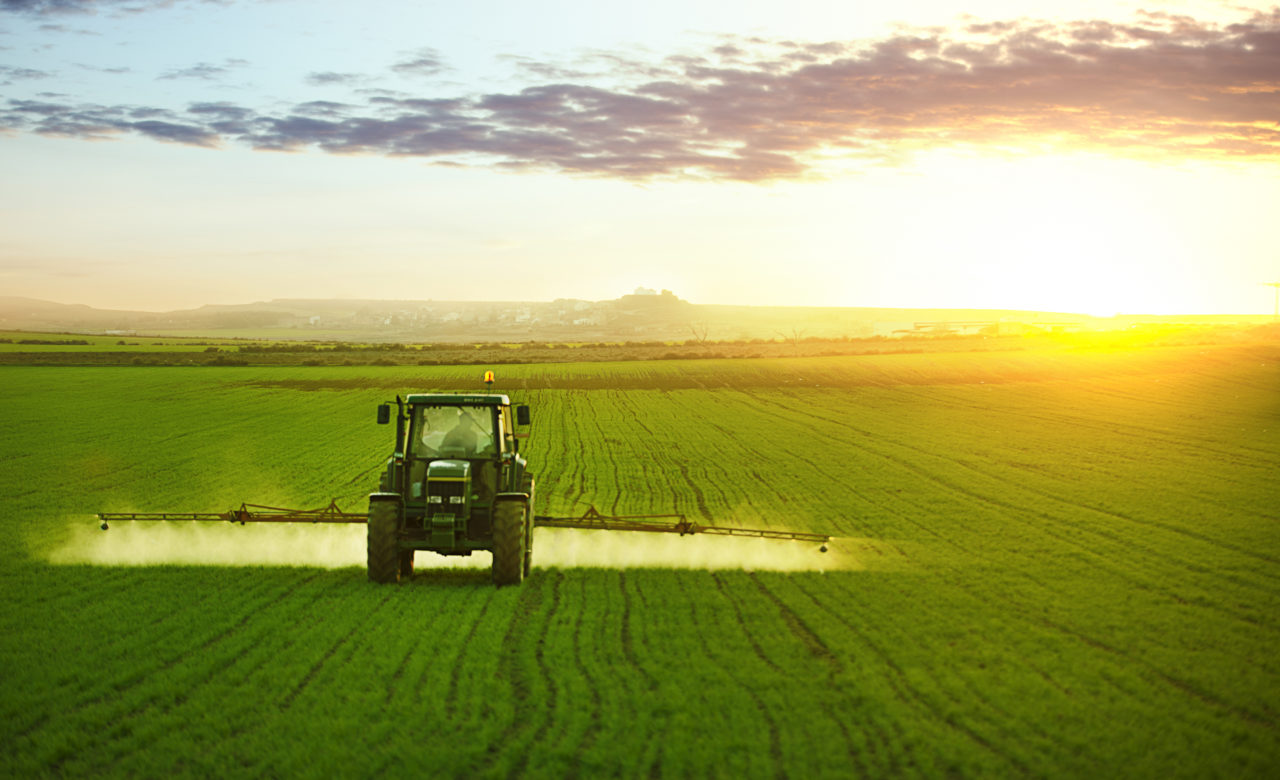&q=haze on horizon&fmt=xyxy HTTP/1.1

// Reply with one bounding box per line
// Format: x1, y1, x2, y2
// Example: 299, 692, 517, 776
1, 0, 1278, 317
